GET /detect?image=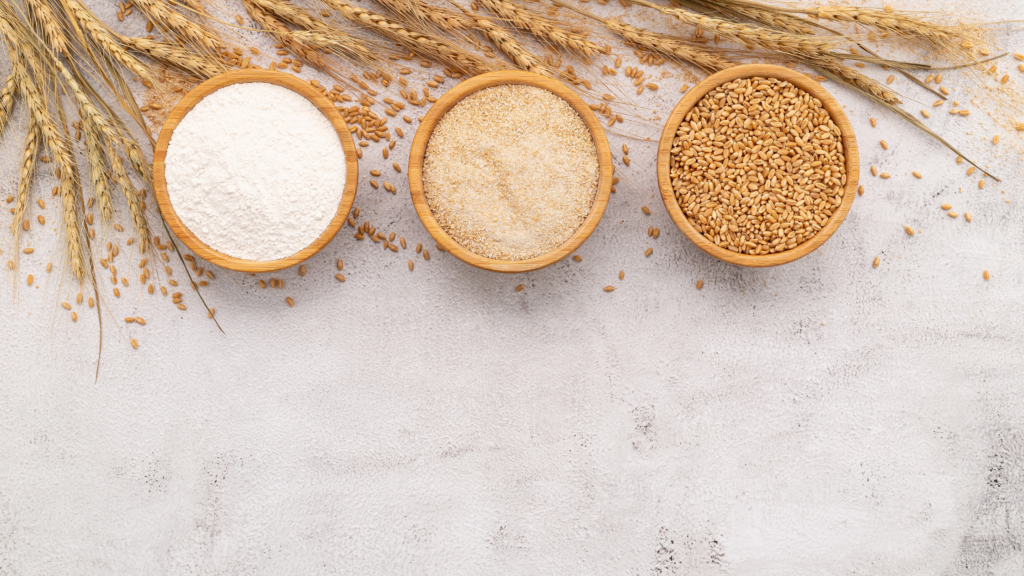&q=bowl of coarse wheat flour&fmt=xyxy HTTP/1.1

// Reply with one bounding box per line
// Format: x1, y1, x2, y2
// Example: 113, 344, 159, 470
153, 70, 358, 273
